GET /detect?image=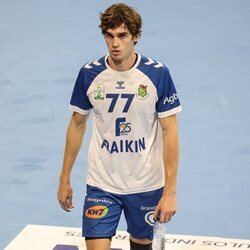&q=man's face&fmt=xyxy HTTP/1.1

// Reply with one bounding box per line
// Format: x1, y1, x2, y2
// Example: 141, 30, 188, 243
104, 24, 138, 64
